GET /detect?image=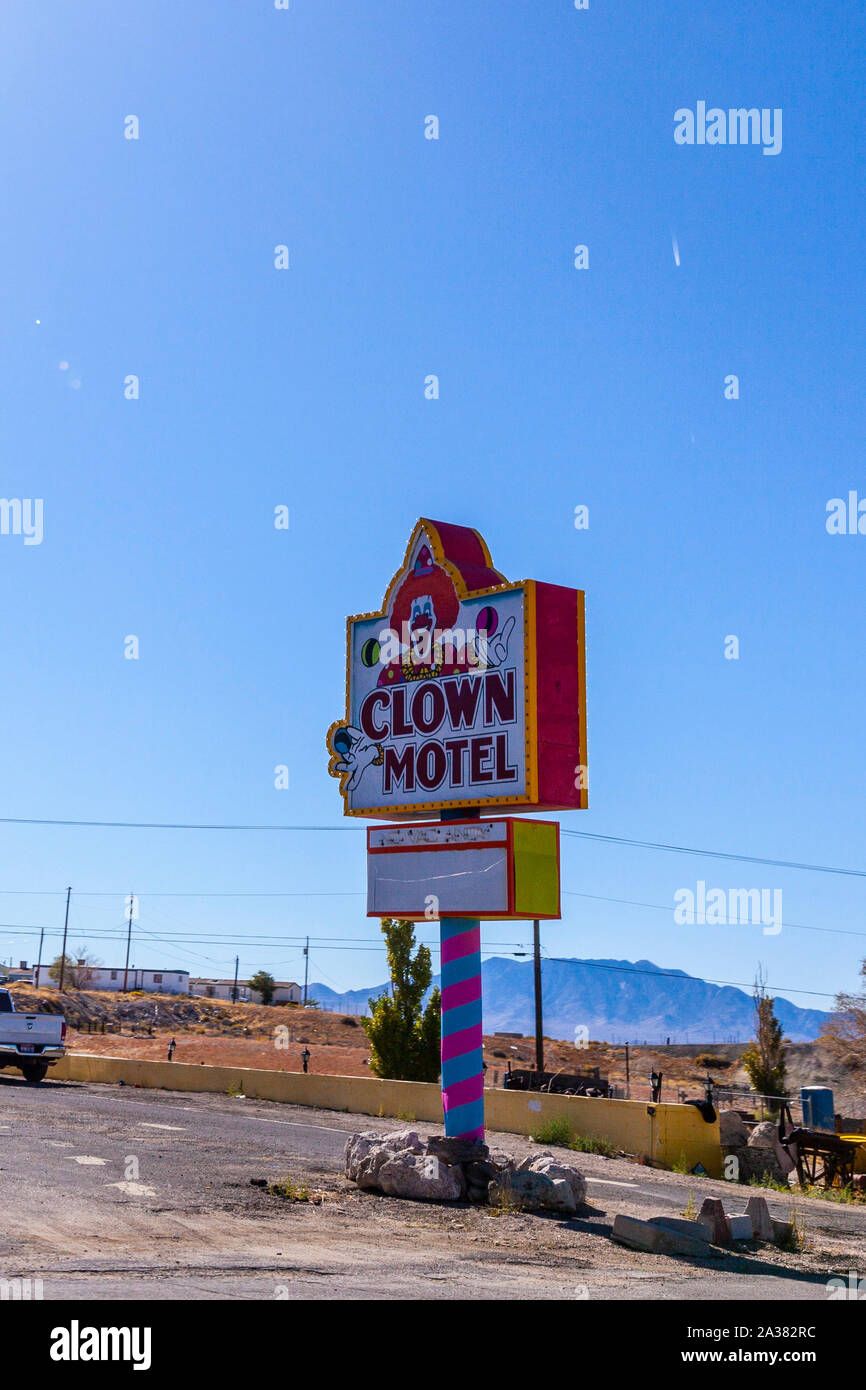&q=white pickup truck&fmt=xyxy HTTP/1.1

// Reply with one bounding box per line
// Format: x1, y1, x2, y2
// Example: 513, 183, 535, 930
0, 989, 66, 1082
